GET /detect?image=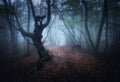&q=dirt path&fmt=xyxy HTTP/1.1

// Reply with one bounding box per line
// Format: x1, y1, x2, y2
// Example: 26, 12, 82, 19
1, 46, 114, 82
